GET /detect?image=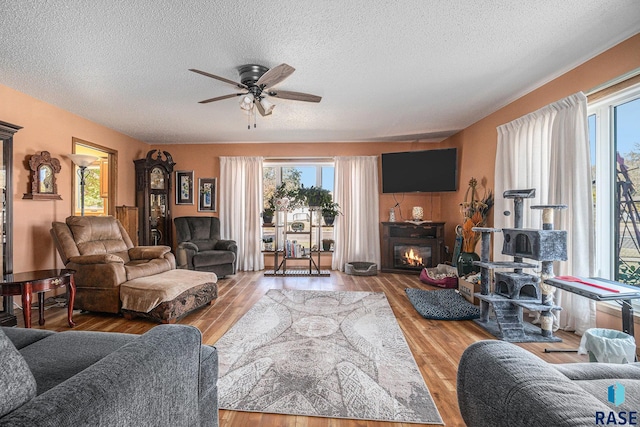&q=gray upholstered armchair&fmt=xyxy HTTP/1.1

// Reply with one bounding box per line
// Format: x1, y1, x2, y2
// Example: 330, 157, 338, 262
174, 217, 237, 277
